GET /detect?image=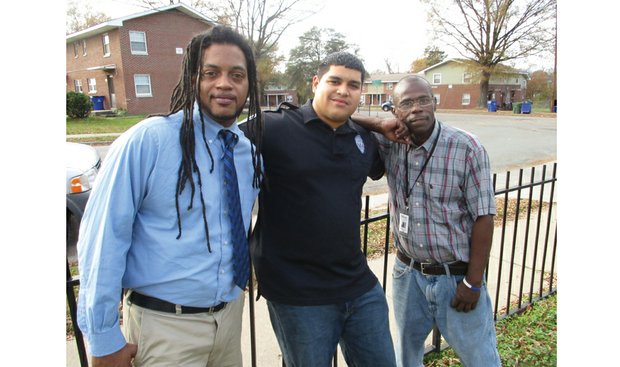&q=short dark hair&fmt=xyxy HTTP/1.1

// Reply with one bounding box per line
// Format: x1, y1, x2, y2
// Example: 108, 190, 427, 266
393, 75, 434, 104
317, 51, 367, 84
